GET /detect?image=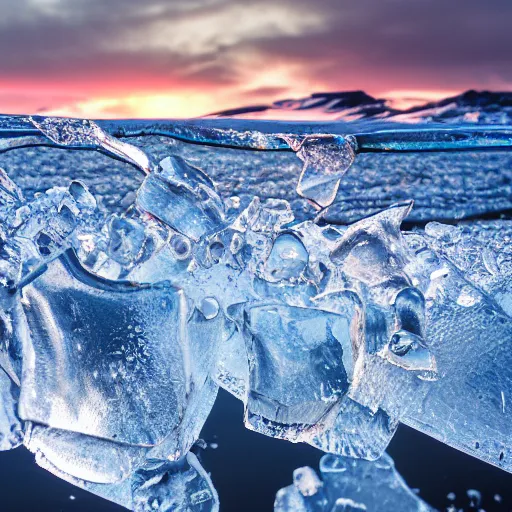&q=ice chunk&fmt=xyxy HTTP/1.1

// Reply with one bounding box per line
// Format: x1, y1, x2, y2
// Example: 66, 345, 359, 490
0, 179, 101, 289
347, 224, 512, 471
0, 167, 23, 214
81, 207, 170, 282
0, 366, 23, 450
231, 197, 294, 233
137, 156, 225, 241
330, 200, 413, 289
274, 453, 435, 512
309, 399, 398, 460
282, 134, 357, 208
28, 433, 218, 511
13, 250, 217, 454
262, 233, 309, 283
243, 303, 354, 441
24, 423, 146, 484
132, 453, 219, 512
30, 116, 150, 174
